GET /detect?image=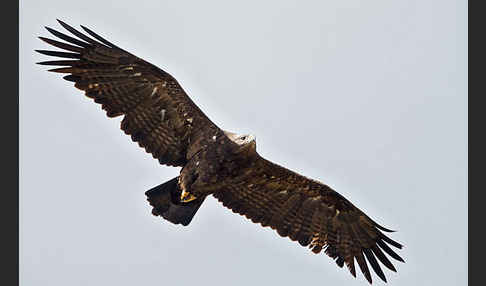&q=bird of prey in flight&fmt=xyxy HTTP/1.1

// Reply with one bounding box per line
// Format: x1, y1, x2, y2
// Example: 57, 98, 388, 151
37, 20, 404, 284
